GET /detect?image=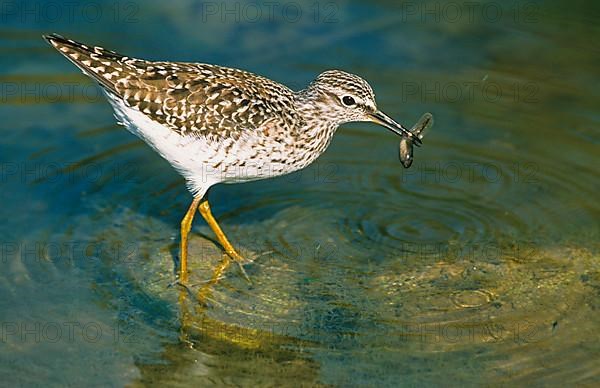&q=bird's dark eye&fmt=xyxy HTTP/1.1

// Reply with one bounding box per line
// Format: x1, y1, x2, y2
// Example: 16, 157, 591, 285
342, 95, 356, 106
